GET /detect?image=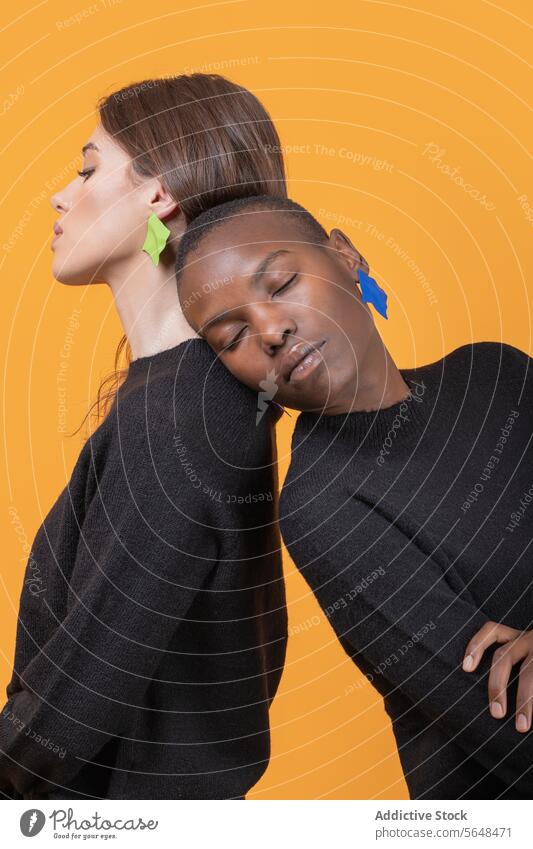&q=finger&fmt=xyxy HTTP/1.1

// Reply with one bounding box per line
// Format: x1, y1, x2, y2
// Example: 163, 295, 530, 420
463, 622, 519, 672
516, 654, 533, 732
463, 621, 499, 670
488, 643, 518, 718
